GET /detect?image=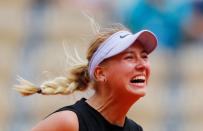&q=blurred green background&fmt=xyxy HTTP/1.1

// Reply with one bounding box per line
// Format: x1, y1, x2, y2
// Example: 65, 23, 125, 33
0, 0, 203, 131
